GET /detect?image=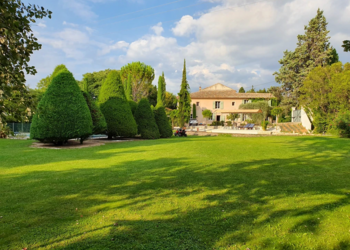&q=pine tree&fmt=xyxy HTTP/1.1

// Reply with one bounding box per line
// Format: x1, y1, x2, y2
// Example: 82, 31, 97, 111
177, 59, 191, 127
99, 70, 137, 138
274, 9, 332, 106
